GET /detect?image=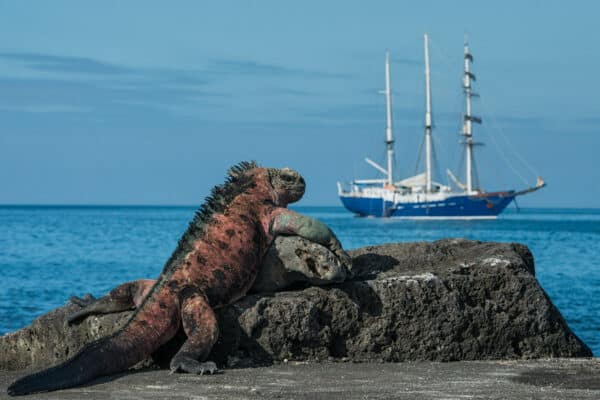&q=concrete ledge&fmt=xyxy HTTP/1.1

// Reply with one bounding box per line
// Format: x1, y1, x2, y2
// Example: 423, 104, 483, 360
2, 359, 599, 399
